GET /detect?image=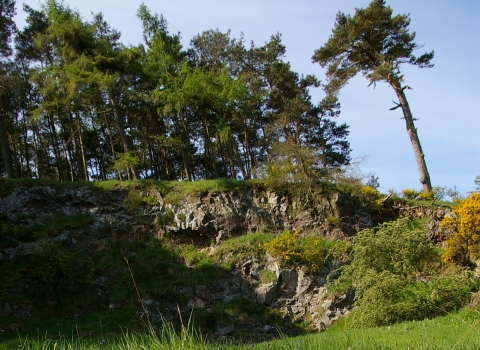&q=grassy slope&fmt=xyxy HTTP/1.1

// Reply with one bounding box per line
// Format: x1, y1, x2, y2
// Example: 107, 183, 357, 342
1, 308, 480, 349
